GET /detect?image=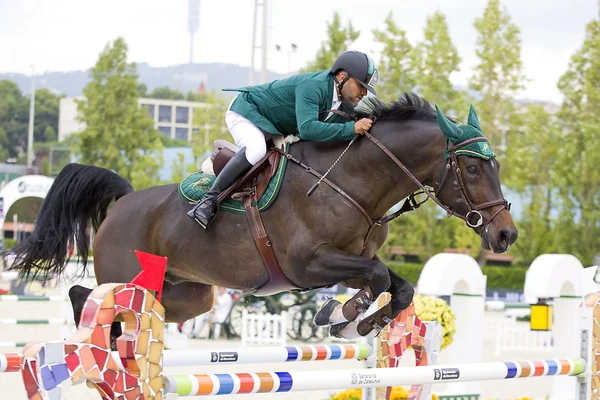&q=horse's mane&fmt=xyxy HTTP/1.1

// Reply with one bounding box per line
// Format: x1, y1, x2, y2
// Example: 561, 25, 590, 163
354, 92, 439, 123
